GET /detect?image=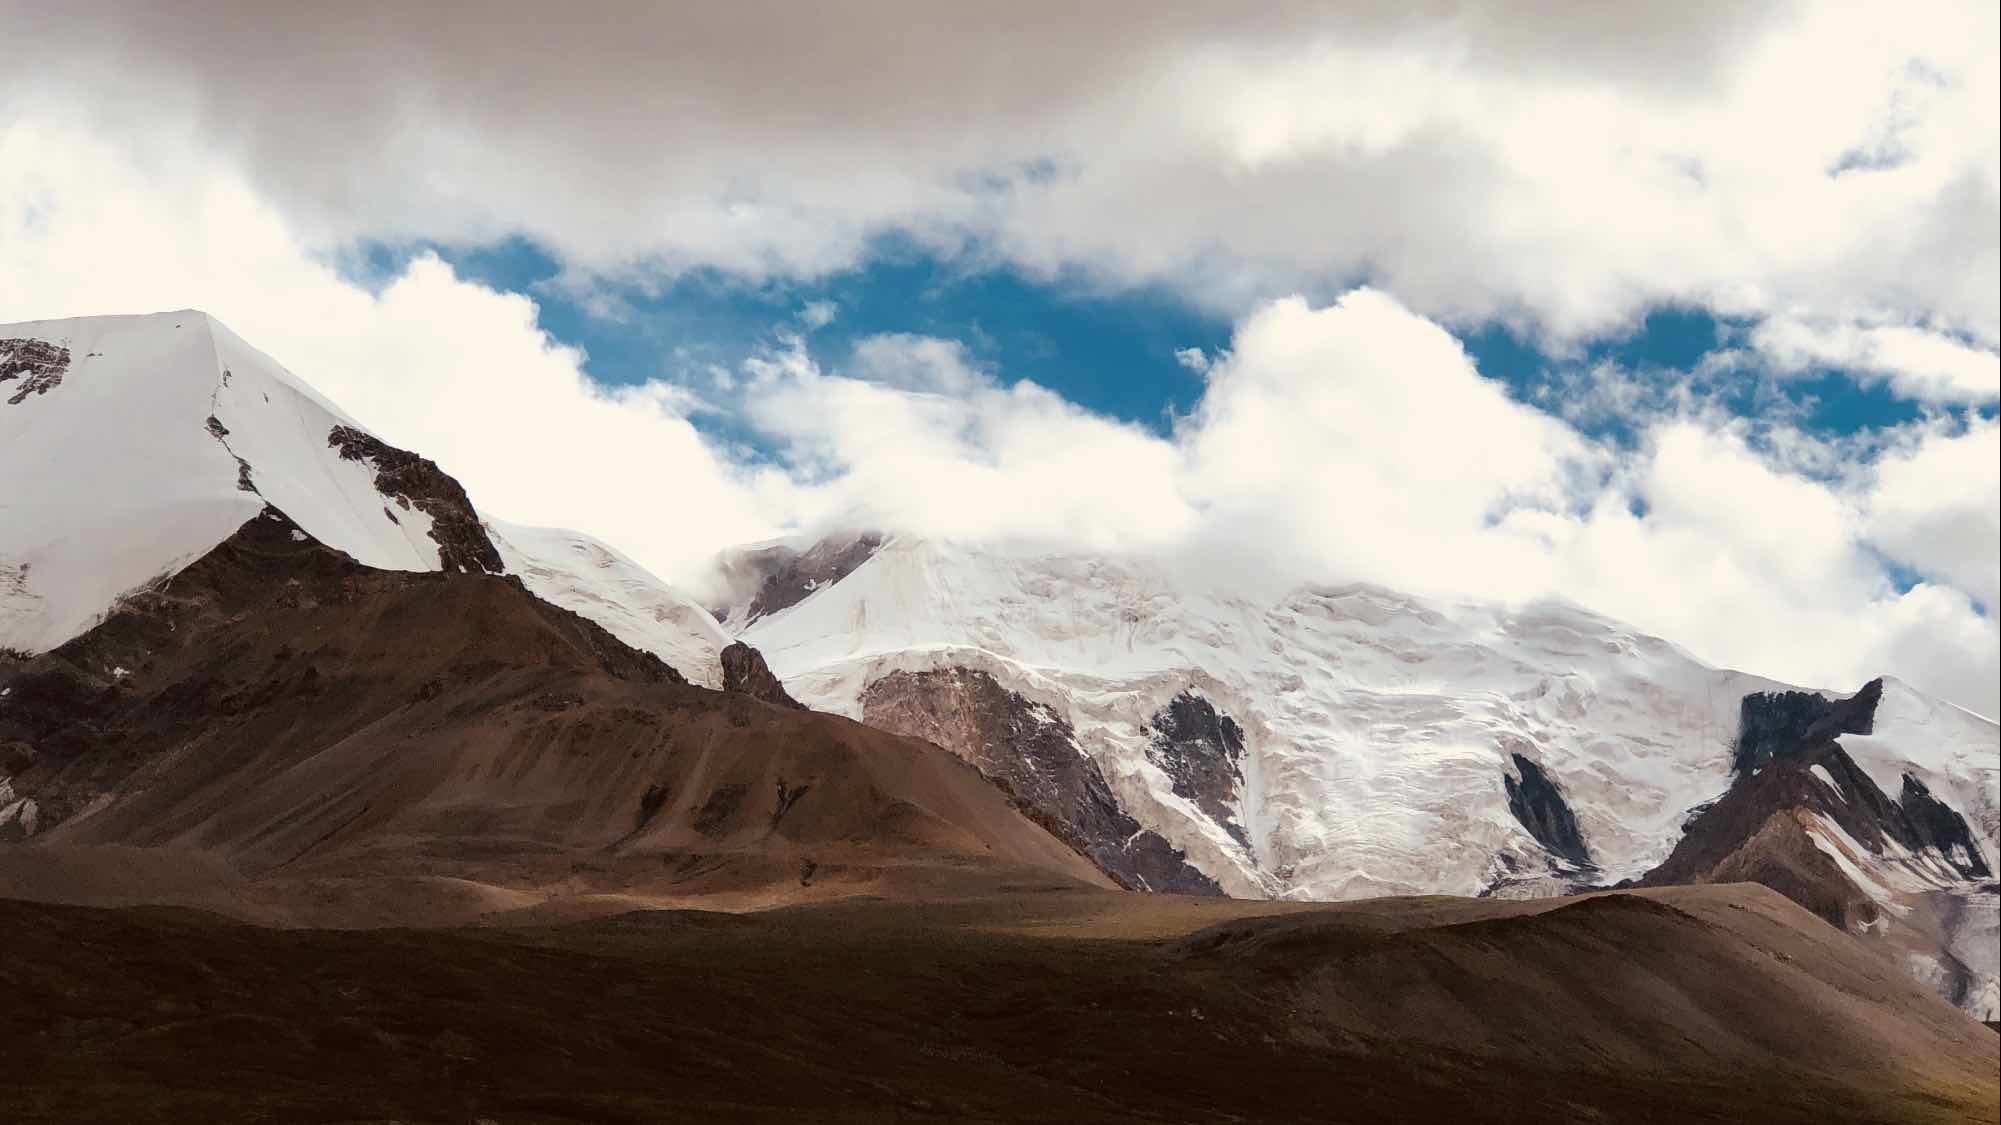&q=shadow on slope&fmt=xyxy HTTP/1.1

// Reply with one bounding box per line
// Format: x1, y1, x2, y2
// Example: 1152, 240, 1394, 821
1, 884, 1993, 1124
